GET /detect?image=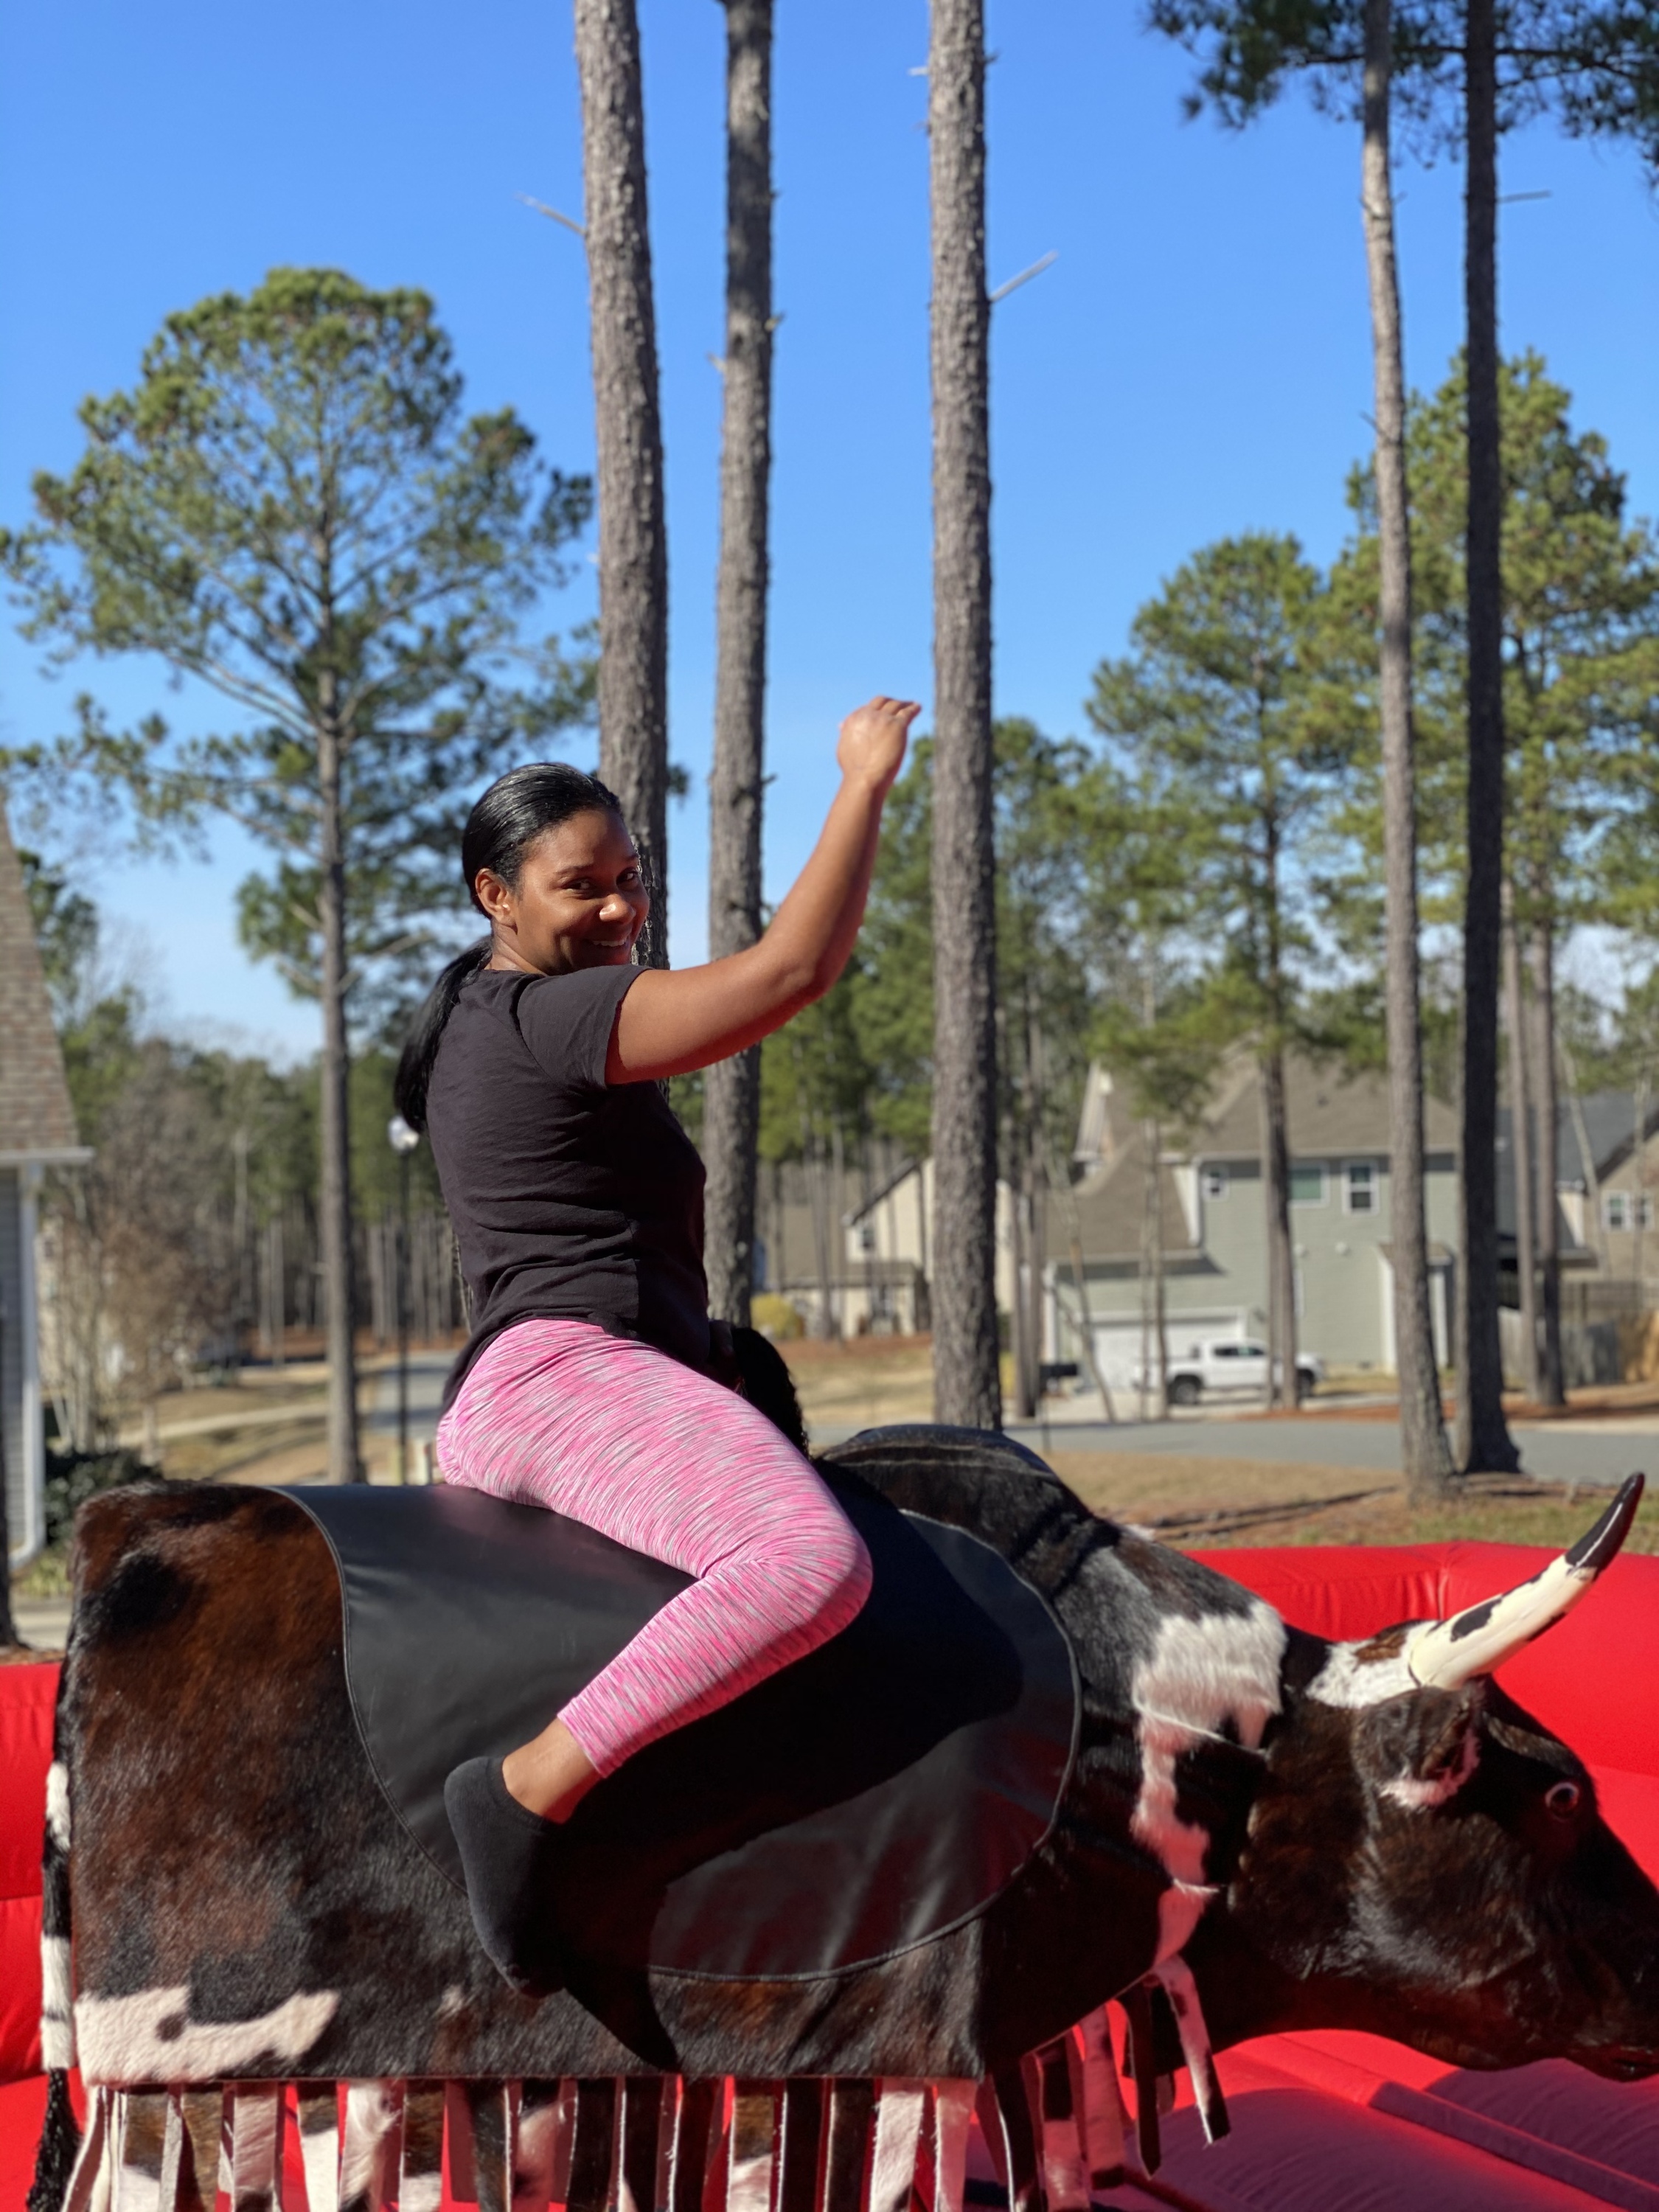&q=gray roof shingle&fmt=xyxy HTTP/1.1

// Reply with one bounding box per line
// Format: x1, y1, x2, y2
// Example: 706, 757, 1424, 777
1192, 1052, 1459, 1159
